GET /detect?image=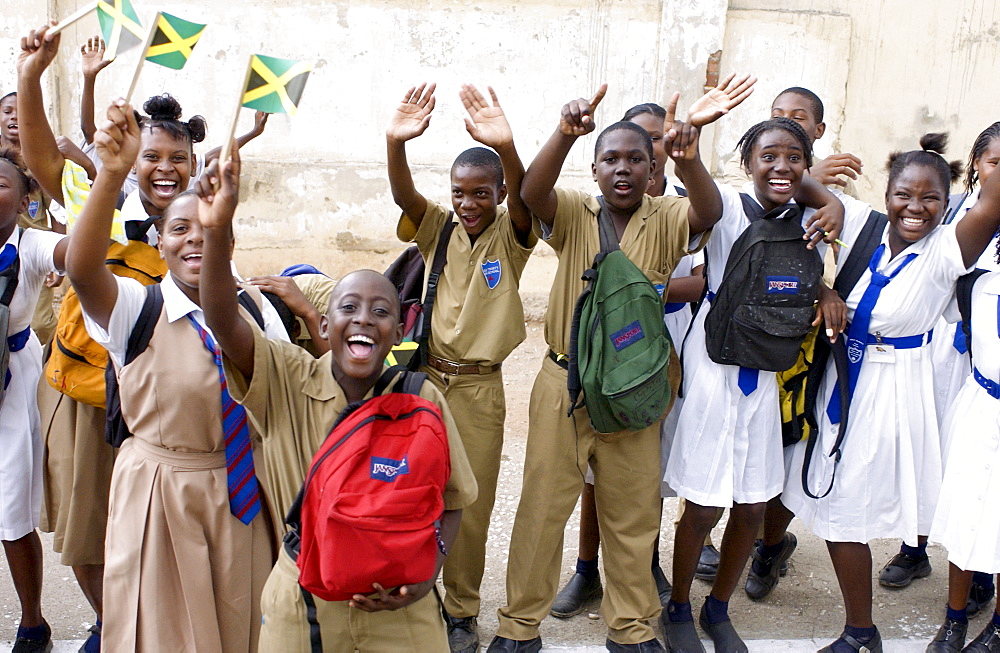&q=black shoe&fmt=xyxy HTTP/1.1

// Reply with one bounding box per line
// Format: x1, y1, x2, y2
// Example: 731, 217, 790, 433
485, 636, 543, 653
12, 622, 52, 653
745, 532, 797, 601
926, 617, 967, 652
697, 603, 747, 653
444, 612, 480, 652
659, 611, 705, 653
818, 627, 883, 652
550, 572, 603, 618
606, 637, 666, 652
878, 552, 932, 588
966, 622, 1000, 652
653, 565, 672, 607
969, 582, 997, 619
694, 545, 720, 582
